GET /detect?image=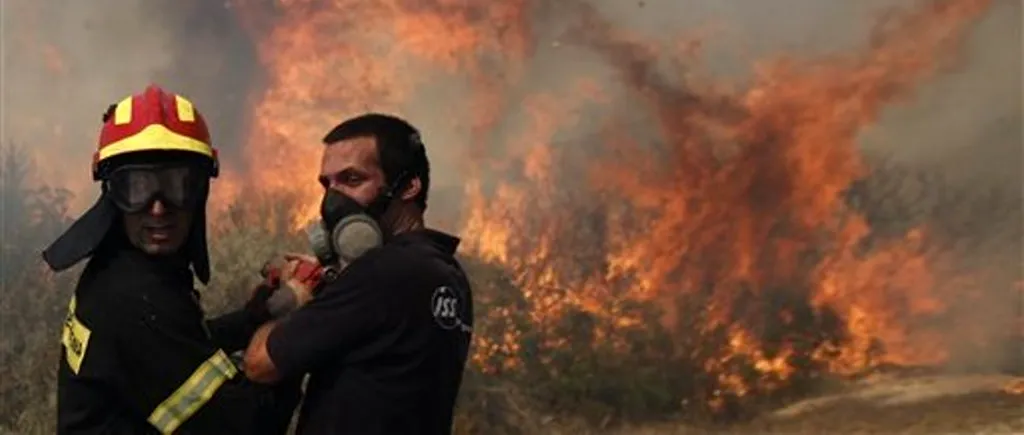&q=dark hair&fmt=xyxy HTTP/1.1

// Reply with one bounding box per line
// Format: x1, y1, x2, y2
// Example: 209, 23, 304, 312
322, 113, 431, 211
